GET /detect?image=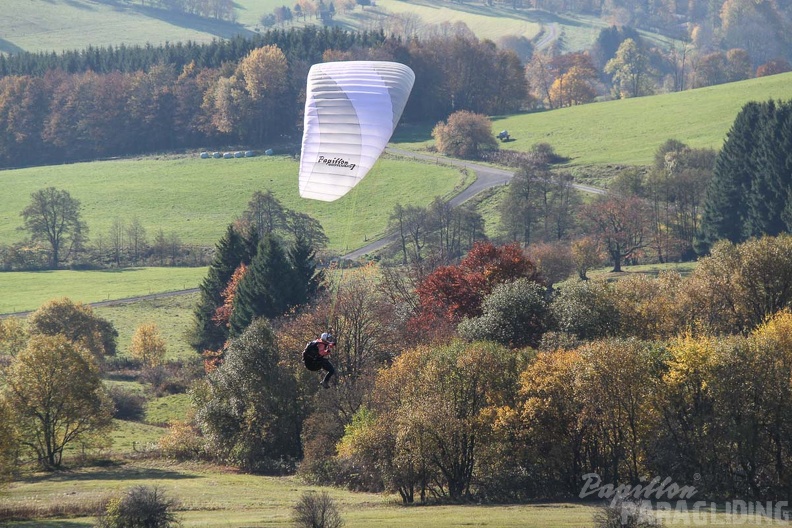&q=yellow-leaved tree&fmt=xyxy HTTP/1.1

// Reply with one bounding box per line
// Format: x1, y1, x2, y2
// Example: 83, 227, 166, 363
2, 334, 113, 469
130, 323, 167, 369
